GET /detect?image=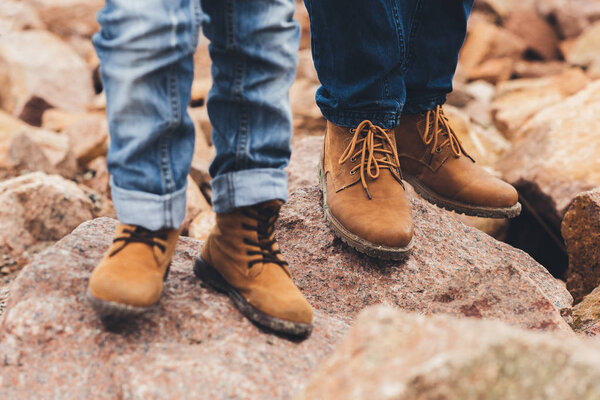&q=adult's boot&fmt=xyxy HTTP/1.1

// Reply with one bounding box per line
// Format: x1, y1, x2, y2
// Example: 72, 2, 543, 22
395, 105, 521, 218
87, 224, 180, 317
320, 120, 414, 260
195, 200, 313, 337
